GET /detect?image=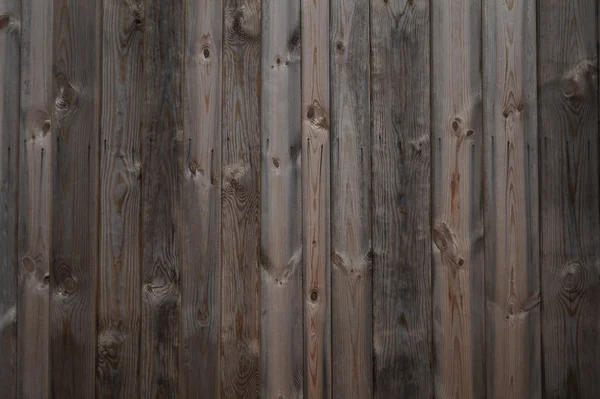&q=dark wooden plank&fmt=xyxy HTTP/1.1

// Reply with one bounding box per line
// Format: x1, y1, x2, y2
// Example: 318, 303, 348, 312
180, 0, 222, 396
431, 0, 485, 398
0, 0, 19, 395
50, 0, 102, 395
96, 0, 144, 396
538, 1, 600, 397
18, 0, 52, 395
331, 0, 372, 396
482, 0, 541, 397
260, 0, 303, 397
371, 0, 431, 397
221, 0, 261, 397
